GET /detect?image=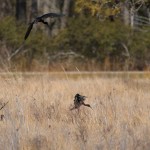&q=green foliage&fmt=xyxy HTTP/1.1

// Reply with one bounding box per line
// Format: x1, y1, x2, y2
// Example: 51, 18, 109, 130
0, 16, 54, 71
129, 28, 150, 65
0, 16, 149, 70
0, 16, 51, 60
49, 17, 128, 59
49, 16, 150, 69
0, 17, 24, 46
